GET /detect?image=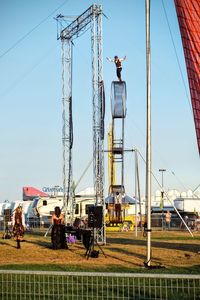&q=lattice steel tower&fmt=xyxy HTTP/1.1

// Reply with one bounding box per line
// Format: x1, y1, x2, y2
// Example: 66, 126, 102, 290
57, 4, 105, 243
